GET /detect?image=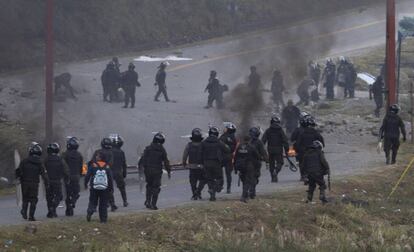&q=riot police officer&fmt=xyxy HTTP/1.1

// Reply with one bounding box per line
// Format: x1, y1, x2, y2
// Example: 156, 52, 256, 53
44, 143, 69, 218
182, 128, 206, 200
234, 136, 260, 203
249, 127, 269, 196
219, 123, 237, 194
111, 134, 128, 207
262, 116, 289, 183
154, 62, 170, 102
139, 133, 171, 210
62, 137, 83, 216
380, 104, 406, 165
200, 127, 230, 201
16, 143, 49, 221
121, 63, 141, 108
